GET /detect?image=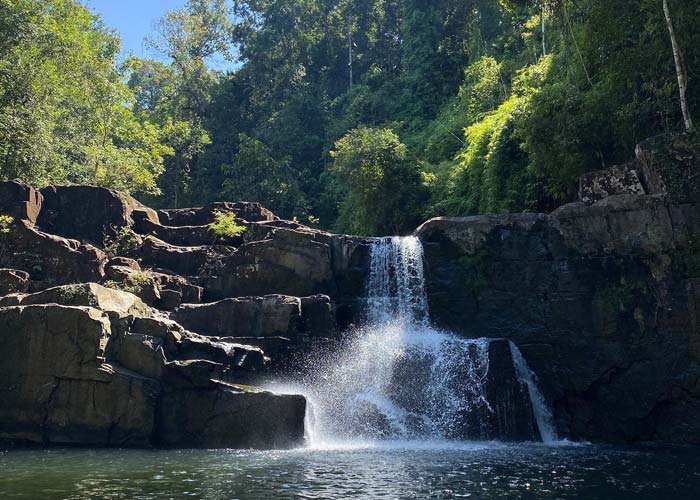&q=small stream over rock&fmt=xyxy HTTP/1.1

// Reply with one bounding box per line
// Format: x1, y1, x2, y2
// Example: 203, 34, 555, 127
300, 236, 557, 444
